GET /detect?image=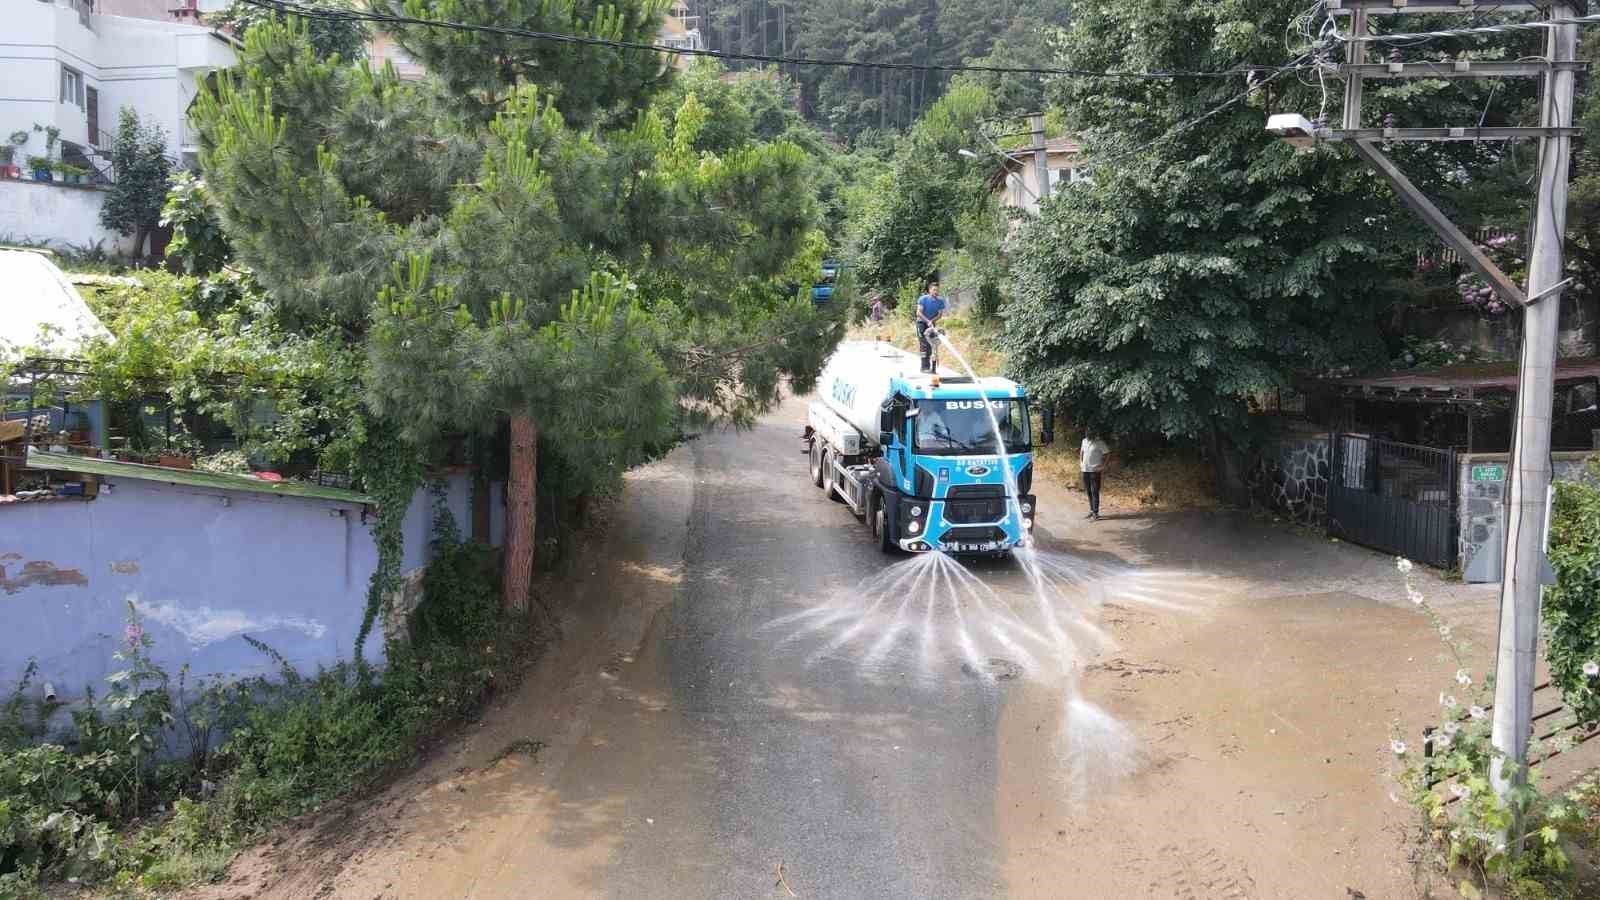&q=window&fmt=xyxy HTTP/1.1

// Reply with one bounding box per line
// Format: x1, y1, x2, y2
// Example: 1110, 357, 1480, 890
60, 66, 84, 108
914, 399, 1031, 456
